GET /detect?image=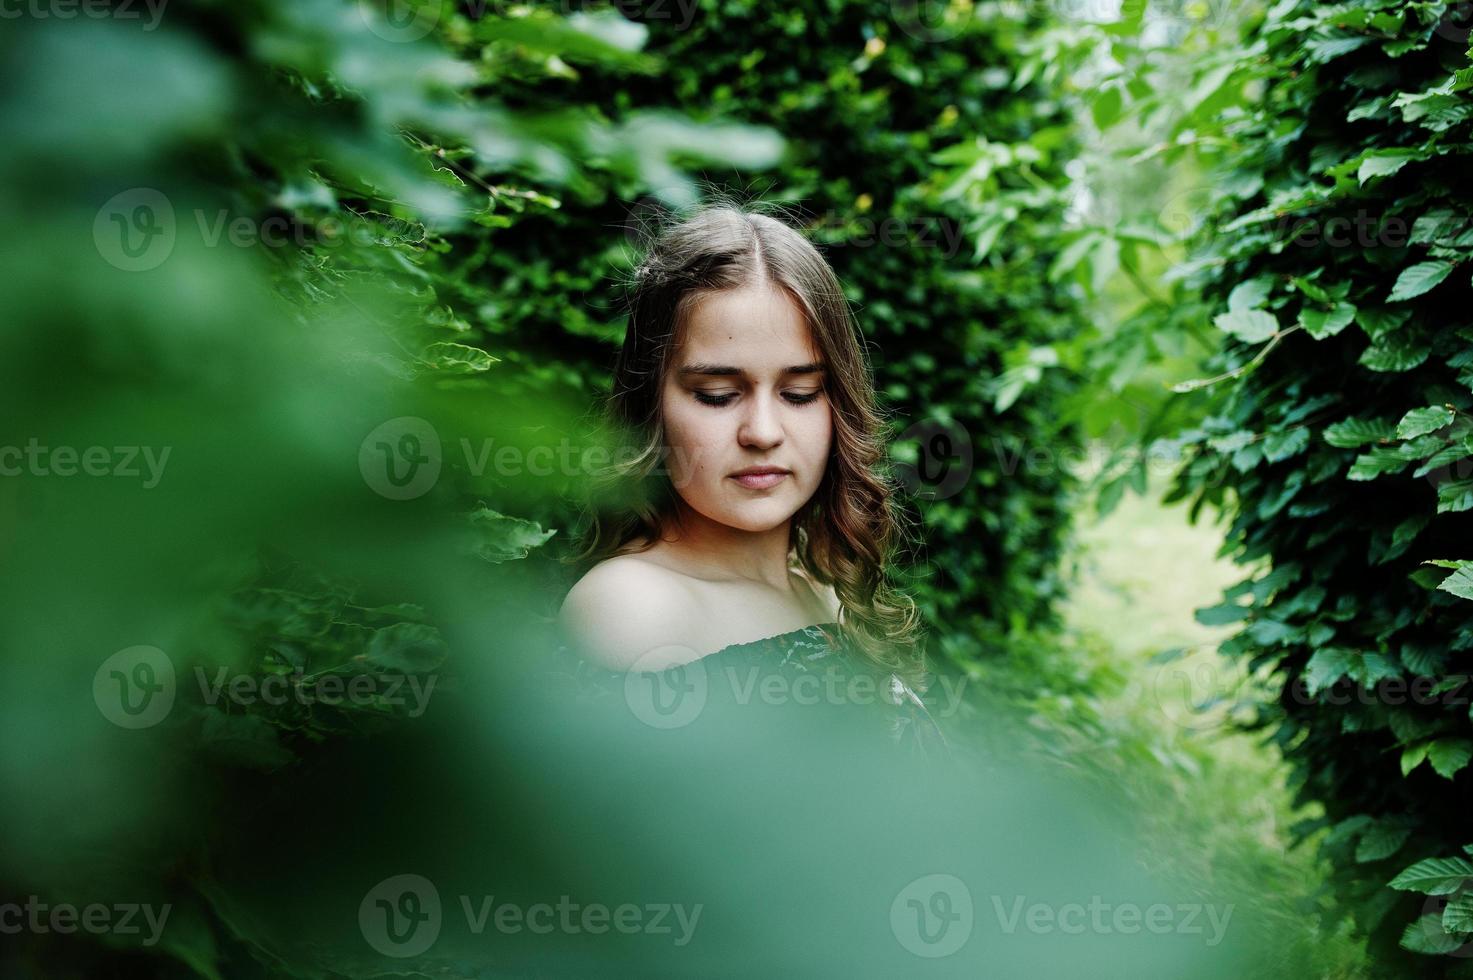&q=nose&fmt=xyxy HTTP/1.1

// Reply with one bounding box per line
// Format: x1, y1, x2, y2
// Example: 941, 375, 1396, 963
737, 389, 784, 451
